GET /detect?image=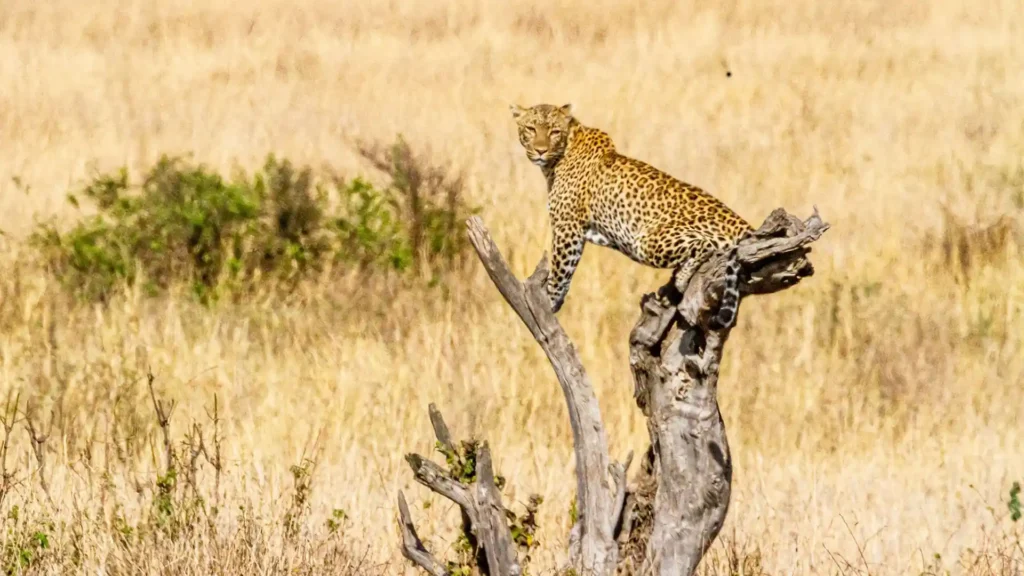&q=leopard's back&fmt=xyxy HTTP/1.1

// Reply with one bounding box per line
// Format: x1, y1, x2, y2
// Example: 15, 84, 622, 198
557, 126, 752, 269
